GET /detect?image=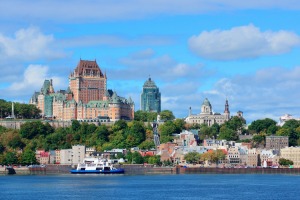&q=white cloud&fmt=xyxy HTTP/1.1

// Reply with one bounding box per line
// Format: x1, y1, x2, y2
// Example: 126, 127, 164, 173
188, 24, 300, 60
2, 65, 67, 100
202, 66, 300, 122
109, 49, 210, 81
0, 26, 65, 61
